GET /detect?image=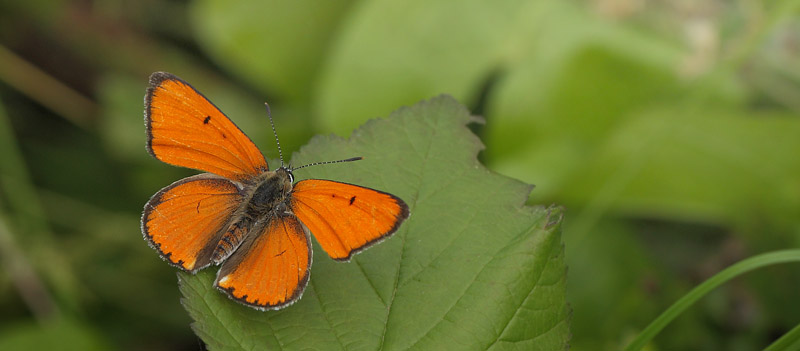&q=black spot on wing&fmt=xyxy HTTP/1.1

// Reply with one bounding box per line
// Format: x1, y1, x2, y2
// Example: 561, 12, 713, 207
203, 116, 211, 124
